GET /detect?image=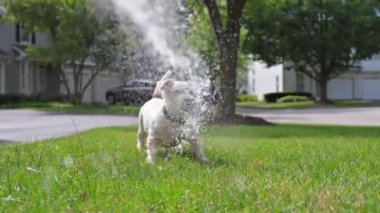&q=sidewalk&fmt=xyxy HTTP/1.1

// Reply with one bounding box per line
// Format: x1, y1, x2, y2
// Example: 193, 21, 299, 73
0, 109, 138, 143
237, 107, 380, 126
